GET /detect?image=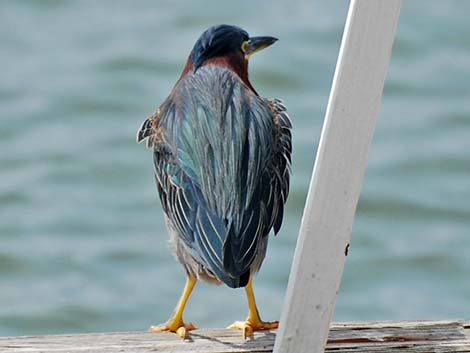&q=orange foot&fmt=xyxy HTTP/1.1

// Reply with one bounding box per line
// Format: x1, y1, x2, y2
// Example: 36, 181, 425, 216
228, 319, 278, 338
149, 319, 197, 339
